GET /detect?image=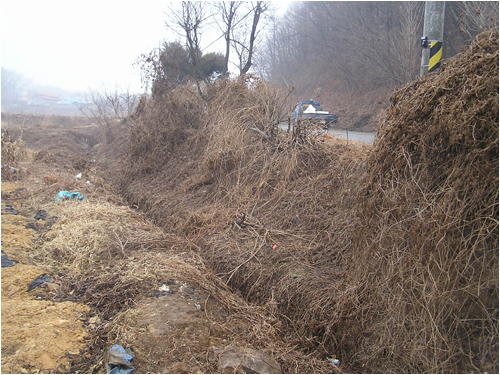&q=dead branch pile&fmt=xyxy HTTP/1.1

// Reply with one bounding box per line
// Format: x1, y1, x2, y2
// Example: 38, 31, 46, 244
336, 29, 499, 373
125, 84, 207, 177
